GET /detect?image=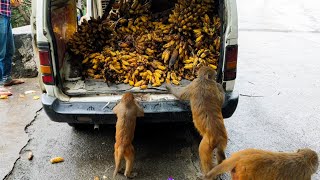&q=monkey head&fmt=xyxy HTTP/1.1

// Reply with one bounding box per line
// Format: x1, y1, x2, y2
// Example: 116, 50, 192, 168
297, 148, 319, 173
121, 92, 135, 104
197, 66, 217, 80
